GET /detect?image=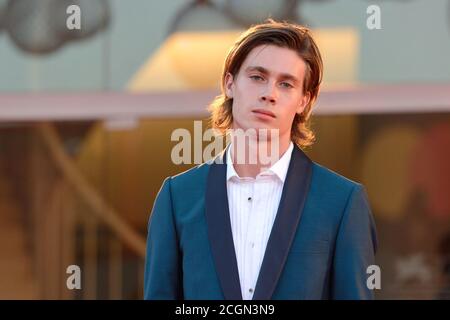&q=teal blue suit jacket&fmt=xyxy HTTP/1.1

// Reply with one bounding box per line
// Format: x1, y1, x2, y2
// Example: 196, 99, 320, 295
144, 145, 377, 300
